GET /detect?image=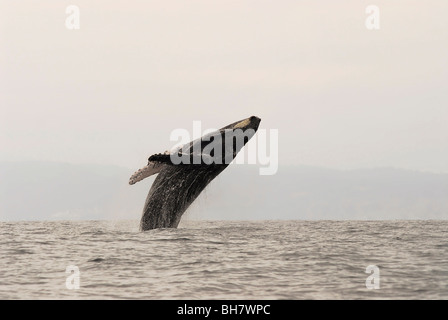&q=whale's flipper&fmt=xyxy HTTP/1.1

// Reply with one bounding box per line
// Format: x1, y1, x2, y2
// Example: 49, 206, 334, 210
129, 161, 167, 185
130, 116, 261, 231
